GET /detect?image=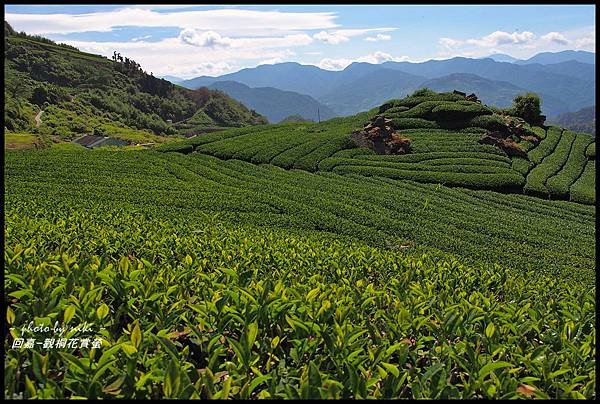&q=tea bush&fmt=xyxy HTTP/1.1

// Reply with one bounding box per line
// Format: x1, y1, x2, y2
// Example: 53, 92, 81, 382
569, 161, 595, 204
4, 147, 595, 399
4, 197, 596, 399
546, 133, 593, 198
